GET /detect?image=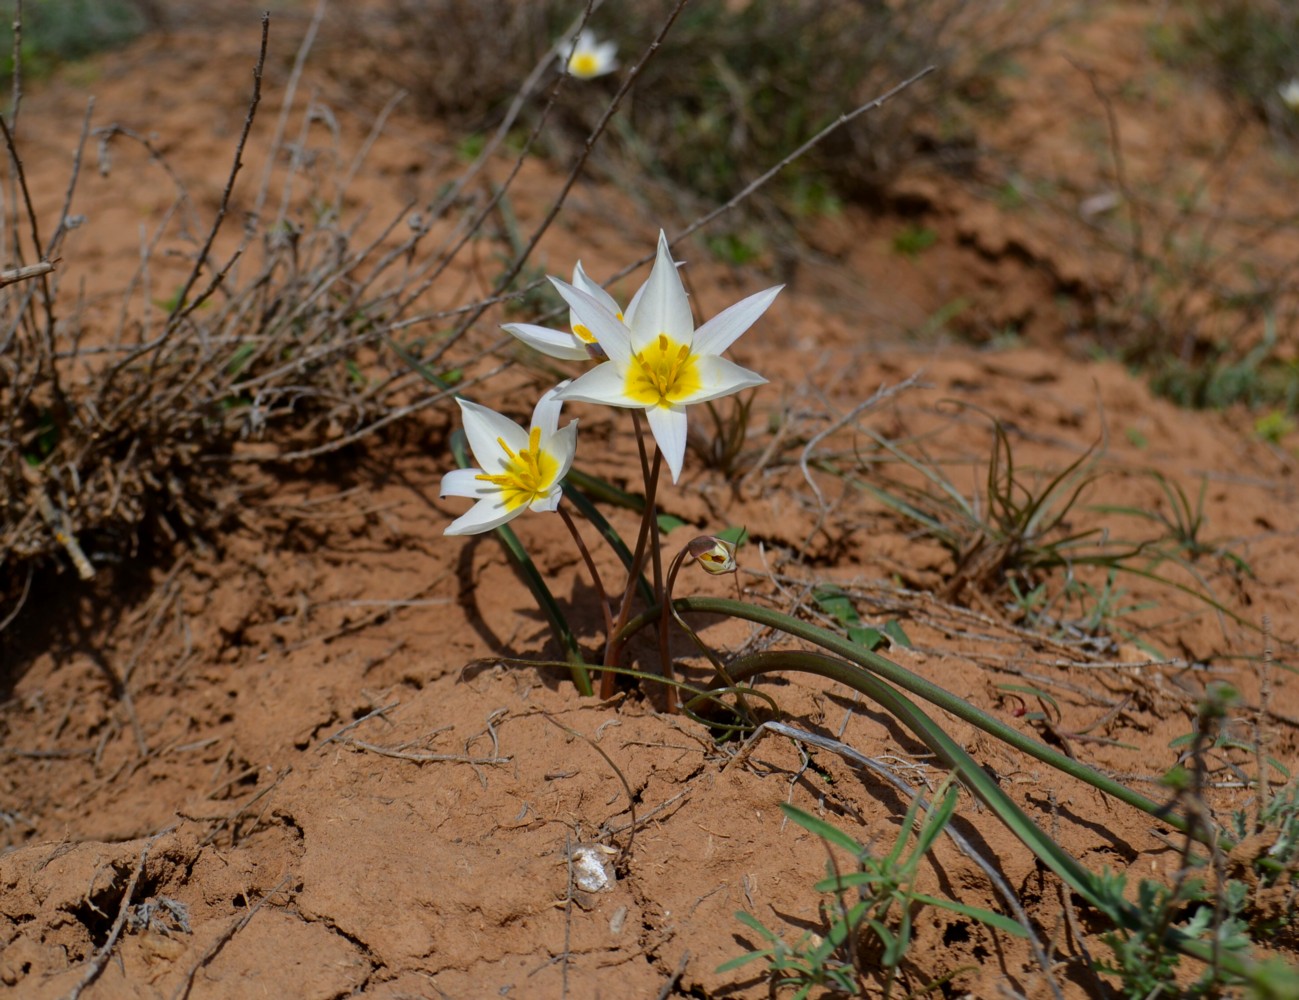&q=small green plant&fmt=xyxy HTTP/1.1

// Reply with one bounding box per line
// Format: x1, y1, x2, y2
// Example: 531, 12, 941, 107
704, 230, 763, 266
811, 584, 911, 652
855, 416, 1261, 645
1095, 871, 1254, 998
1256, 409, 1296, 443
855, 409, 1106, 603
891, 223, 938, 258
0, 0, 148, 84
1096, 683, 1296, 996
721, 909, 860, 999
1092, 470, 1253, 575
720, 790, 1020, 998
